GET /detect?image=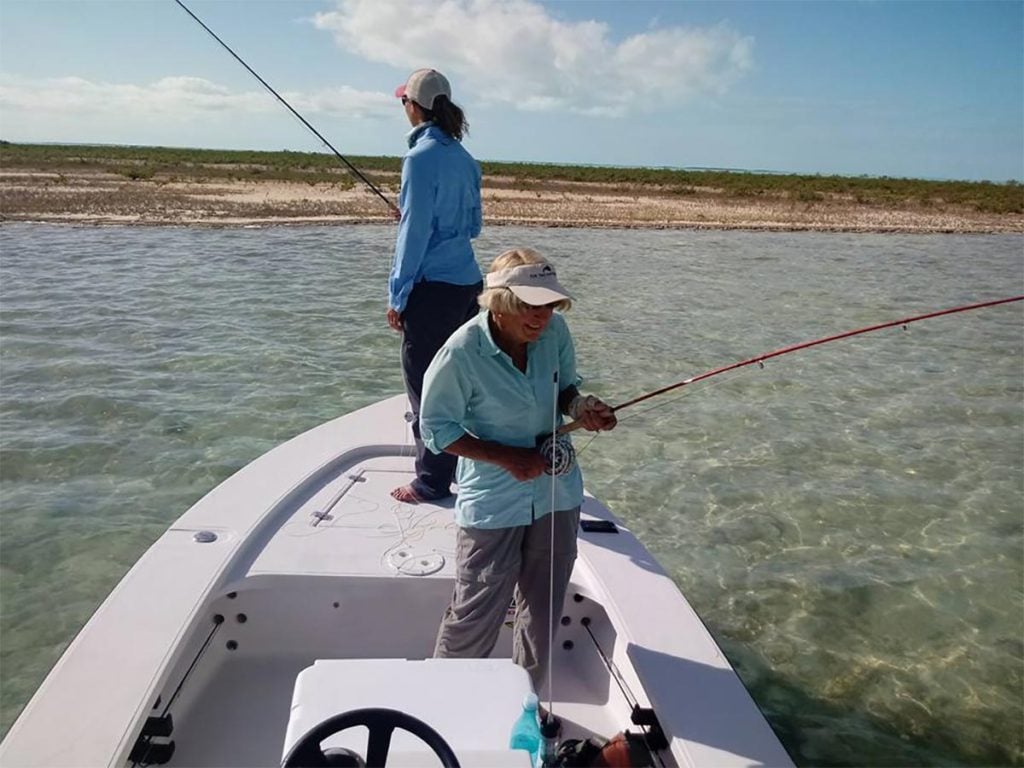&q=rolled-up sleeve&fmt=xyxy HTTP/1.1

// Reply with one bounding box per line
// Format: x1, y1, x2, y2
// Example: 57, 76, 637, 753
420, 346, 471, 454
